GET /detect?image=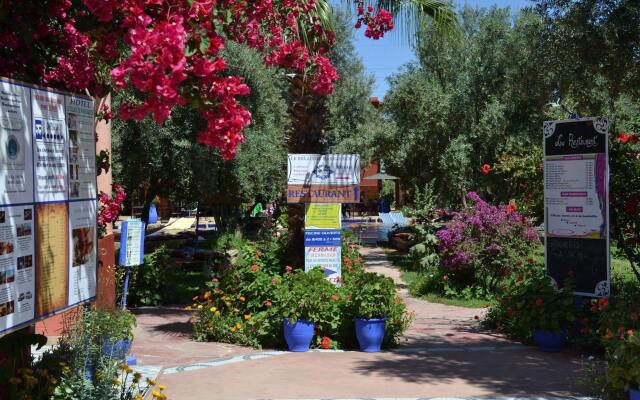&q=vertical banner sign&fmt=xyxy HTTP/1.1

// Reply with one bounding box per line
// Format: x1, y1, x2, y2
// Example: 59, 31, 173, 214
543, 118, 610, 297
119, 219, 145, 267
305, 204, 342, 285
0, 78, 97, 336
